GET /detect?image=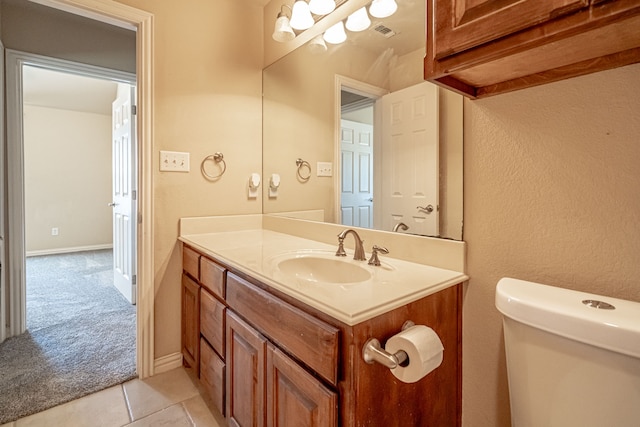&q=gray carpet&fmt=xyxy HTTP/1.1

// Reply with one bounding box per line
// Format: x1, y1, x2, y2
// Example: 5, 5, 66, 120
0, 249, 137, 424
